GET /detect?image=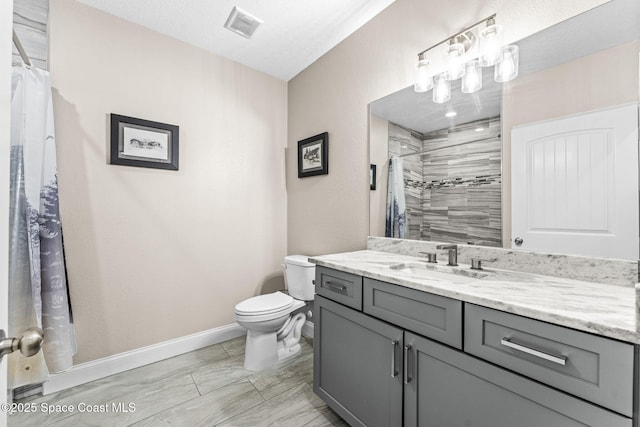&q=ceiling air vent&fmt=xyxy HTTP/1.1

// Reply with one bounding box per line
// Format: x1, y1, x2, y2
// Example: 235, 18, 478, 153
224, 6, 263, 39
